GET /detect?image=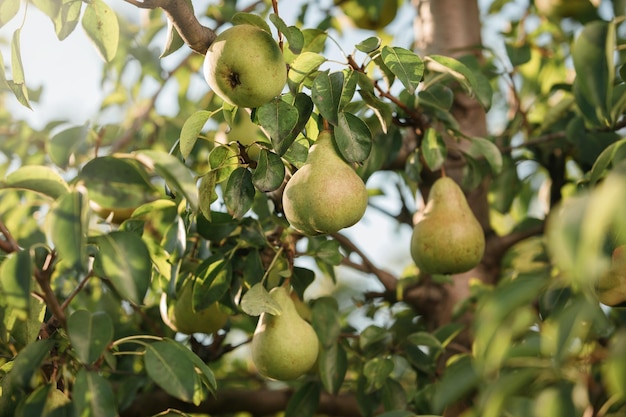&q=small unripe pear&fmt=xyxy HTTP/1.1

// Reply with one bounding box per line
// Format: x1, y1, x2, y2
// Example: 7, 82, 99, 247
282, 131, 368, 235
596, 245, 626, 306
410, 177, 485, 274
160, 280, 229, 335
251, 287, 319, 380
